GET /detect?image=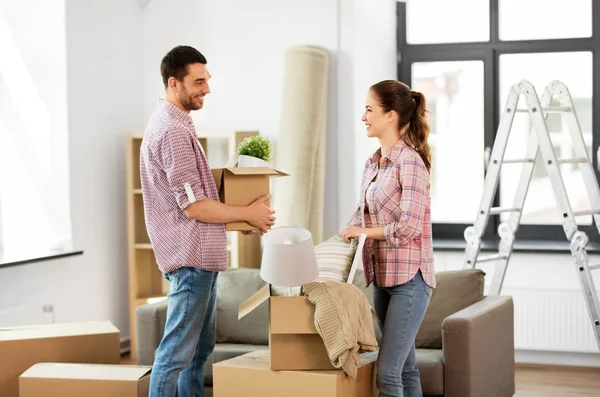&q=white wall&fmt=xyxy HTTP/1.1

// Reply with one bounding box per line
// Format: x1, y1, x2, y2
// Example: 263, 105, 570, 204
0, 0, 144, 340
